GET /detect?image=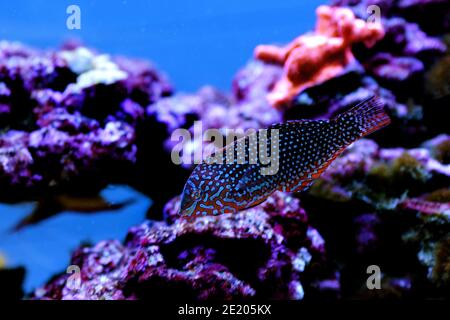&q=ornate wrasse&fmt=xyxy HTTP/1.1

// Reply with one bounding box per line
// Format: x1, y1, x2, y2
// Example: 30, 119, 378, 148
179, 97, 390, 218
